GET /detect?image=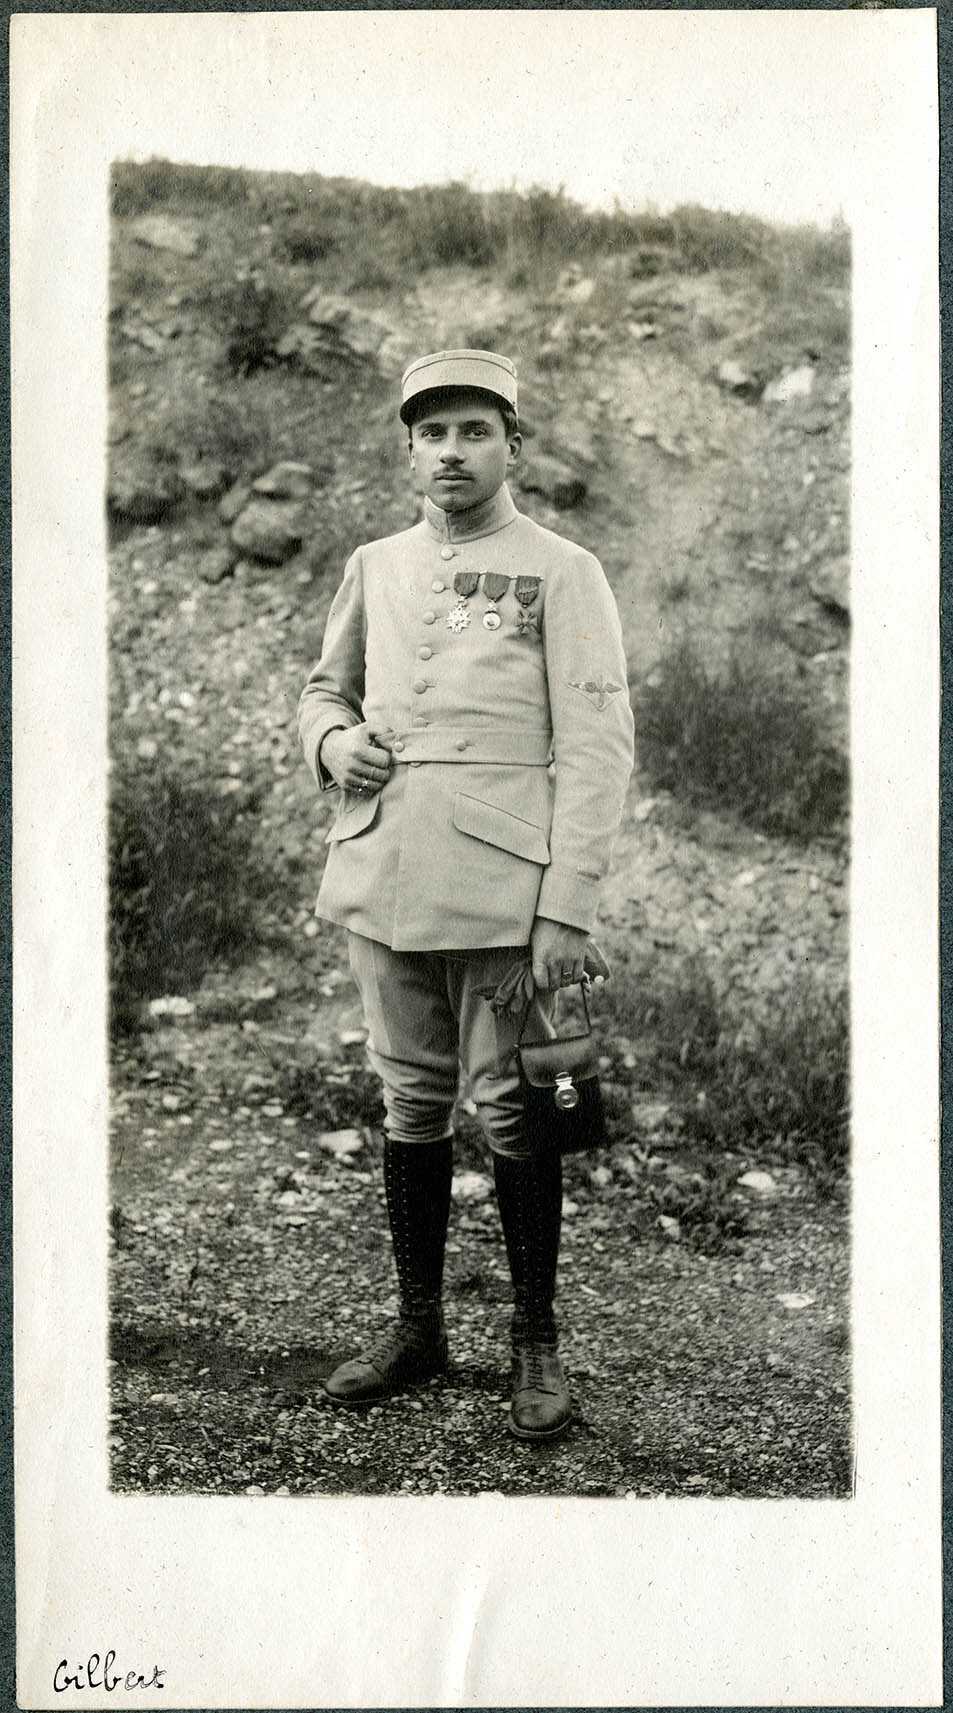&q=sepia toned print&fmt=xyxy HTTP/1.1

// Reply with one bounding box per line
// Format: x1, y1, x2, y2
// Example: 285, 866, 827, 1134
107, 162, 851, 1497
